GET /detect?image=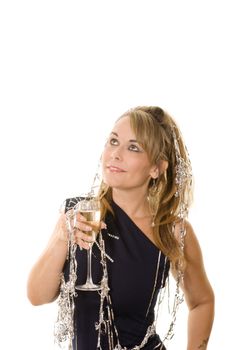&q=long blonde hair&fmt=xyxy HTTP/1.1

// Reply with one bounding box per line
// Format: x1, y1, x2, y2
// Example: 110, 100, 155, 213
98, 106, 193, 269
